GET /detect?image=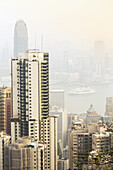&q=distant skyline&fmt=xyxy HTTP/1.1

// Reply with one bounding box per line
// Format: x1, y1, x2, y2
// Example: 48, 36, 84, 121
14, 20, 28, 58
0, 0, 113, 56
